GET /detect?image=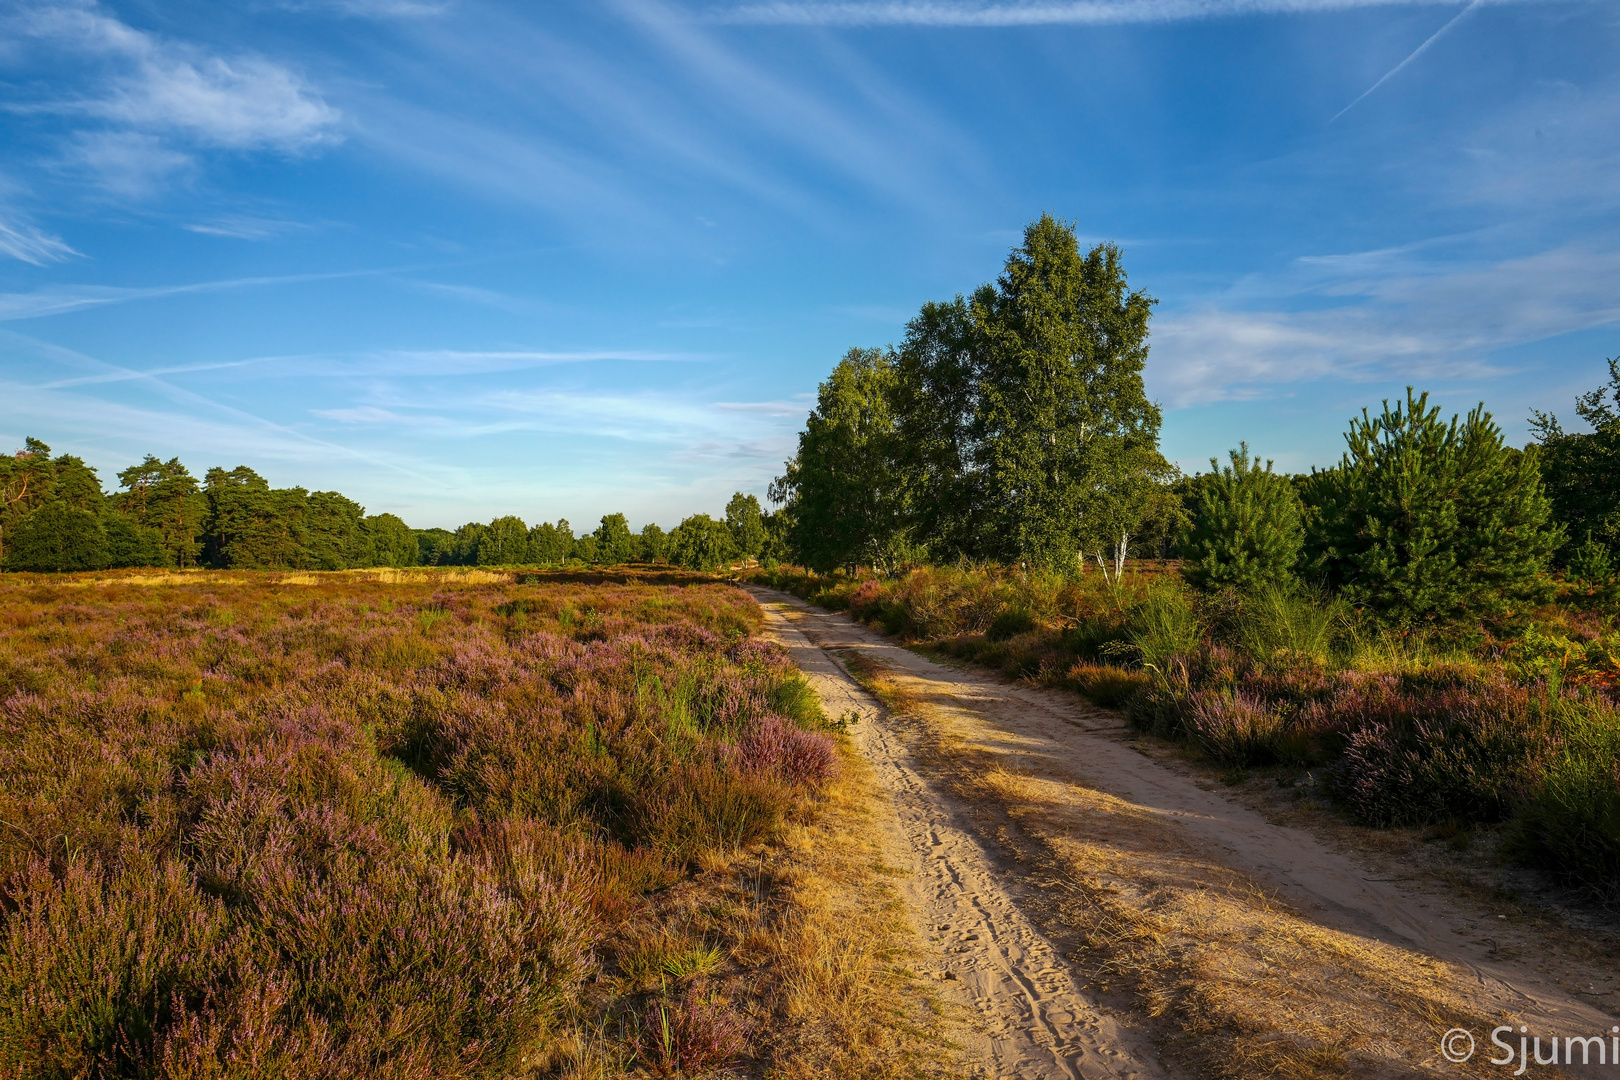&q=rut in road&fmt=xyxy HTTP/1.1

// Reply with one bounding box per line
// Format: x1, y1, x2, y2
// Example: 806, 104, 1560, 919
747, 586, 1620, 1080
748, 587, 1169, 1080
